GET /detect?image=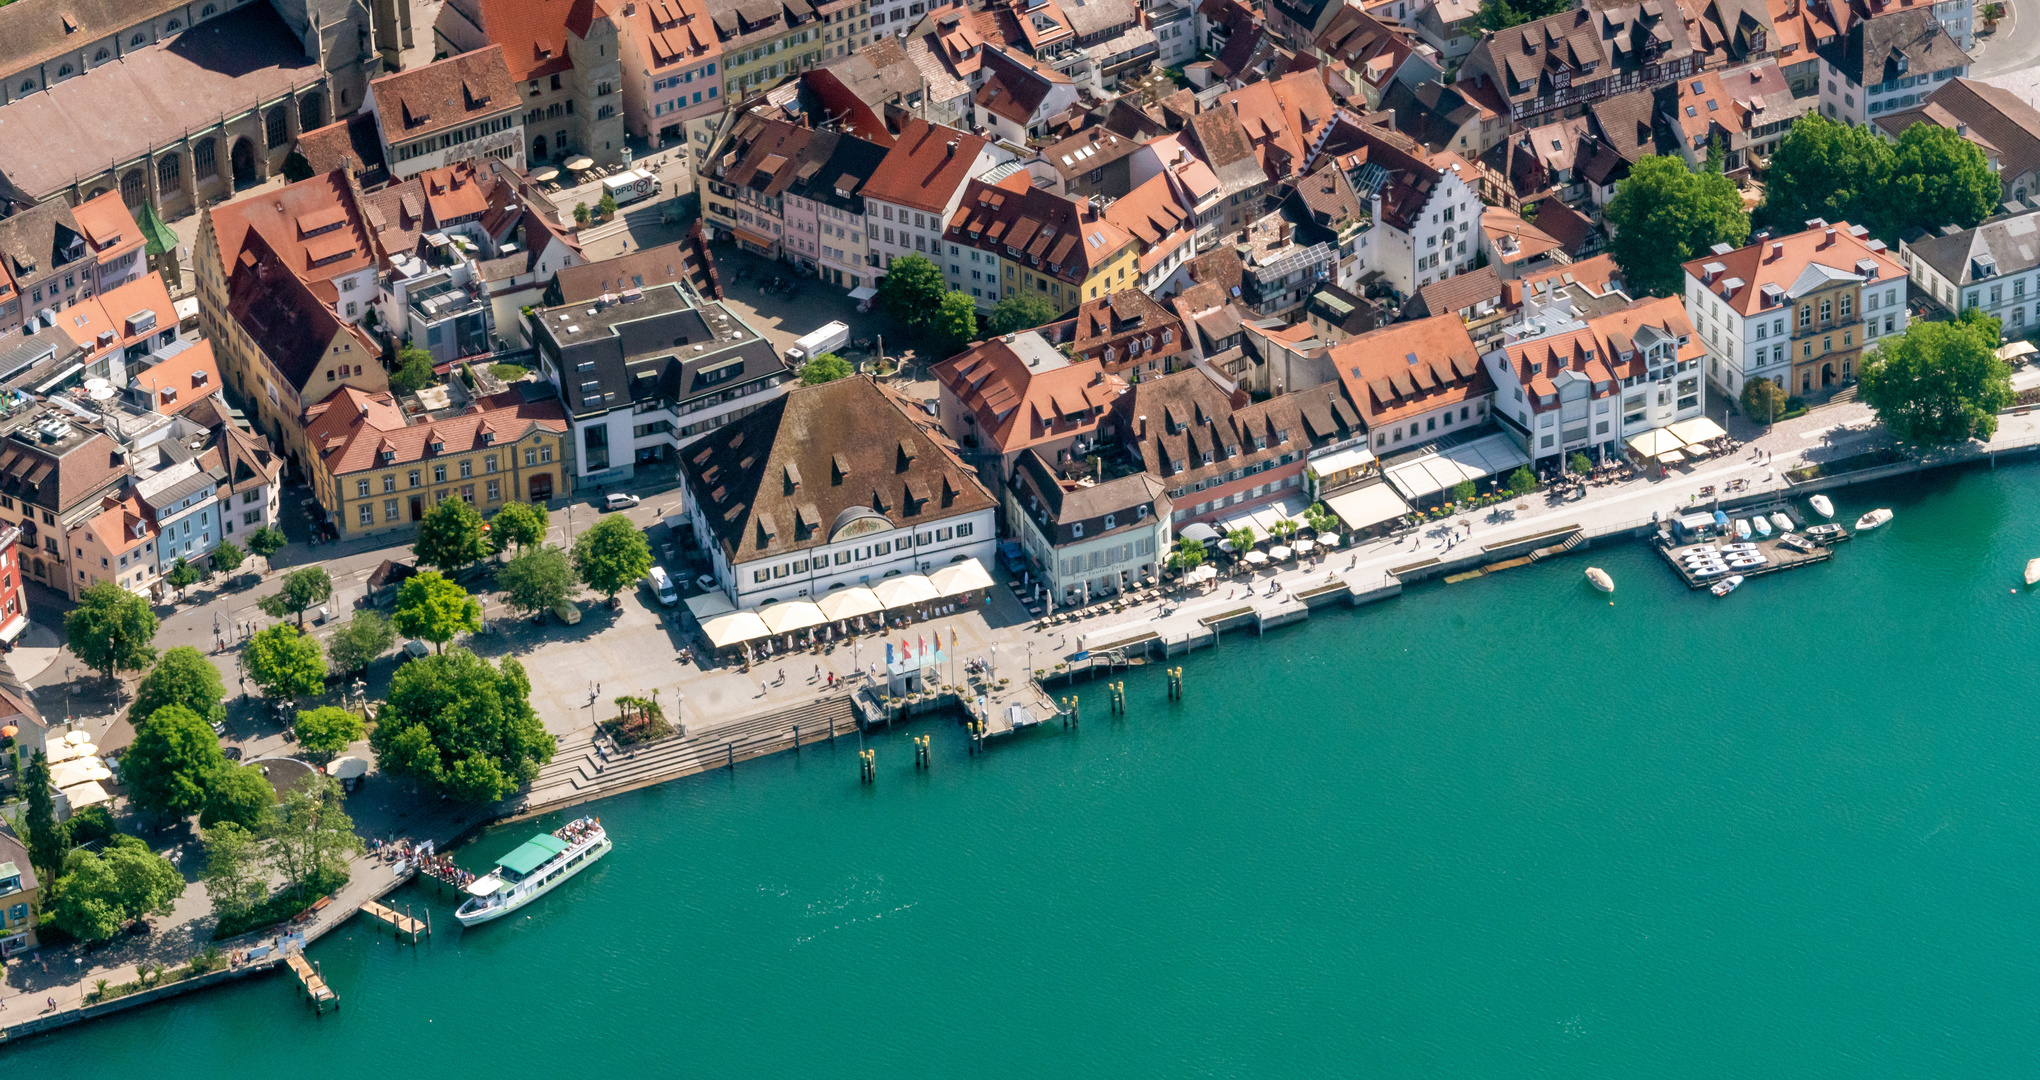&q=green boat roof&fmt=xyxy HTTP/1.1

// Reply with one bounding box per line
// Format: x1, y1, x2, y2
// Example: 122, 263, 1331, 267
497, 833, 569, 875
